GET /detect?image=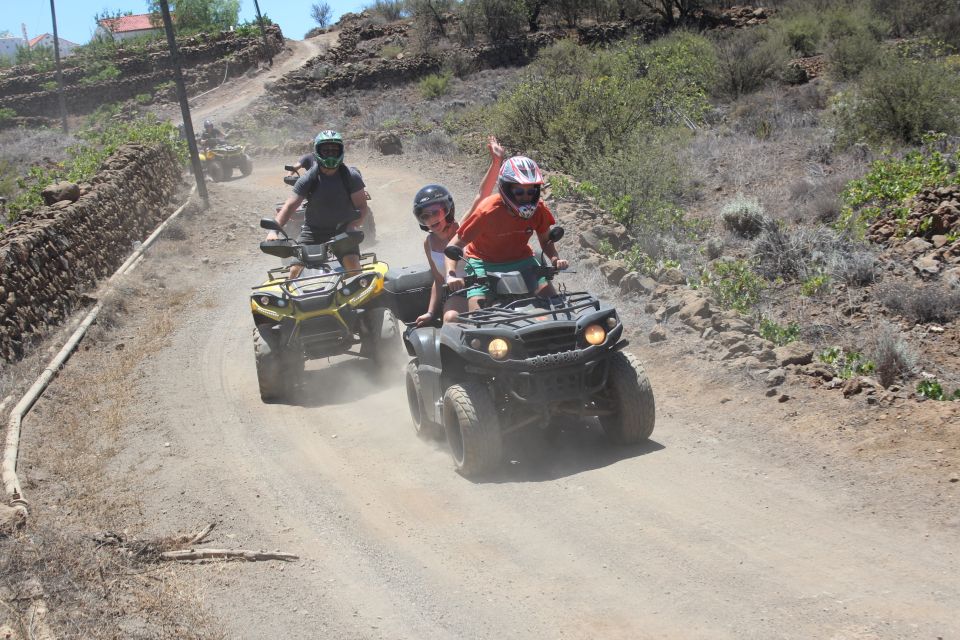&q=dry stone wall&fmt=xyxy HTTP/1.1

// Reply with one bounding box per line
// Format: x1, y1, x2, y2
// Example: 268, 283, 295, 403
0, 26, 284, 119
0, 143, 183, 363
